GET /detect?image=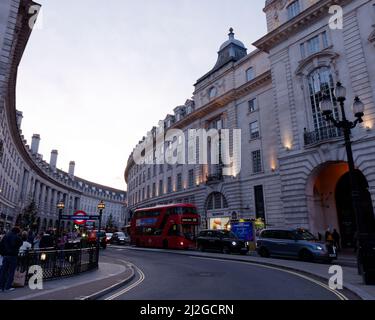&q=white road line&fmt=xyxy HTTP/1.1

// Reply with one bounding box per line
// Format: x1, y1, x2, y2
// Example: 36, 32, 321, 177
104, 262, 145, 300
190, 256, 349, 301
